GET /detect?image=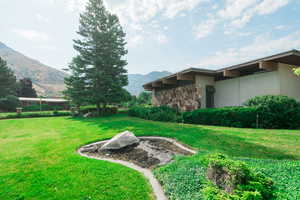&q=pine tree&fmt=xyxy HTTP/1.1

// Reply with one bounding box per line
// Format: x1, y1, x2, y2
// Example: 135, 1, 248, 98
70, 0, 128, 114
17, 78, 37, 97
0, 57, 17, 97
64, 56, 88, 108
